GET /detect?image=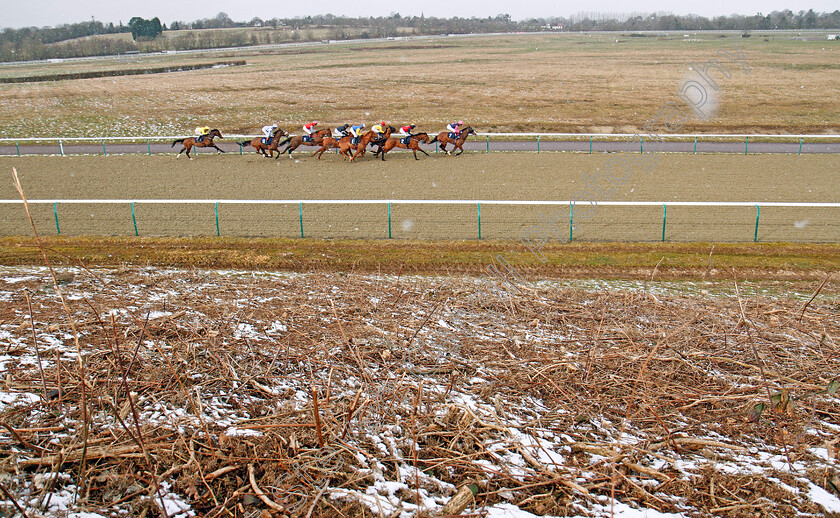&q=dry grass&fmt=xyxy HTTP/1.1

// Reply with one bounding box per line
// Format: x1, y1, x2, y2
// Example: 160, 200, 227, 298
0, 266, 838, 516
0, 33, 838, 137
